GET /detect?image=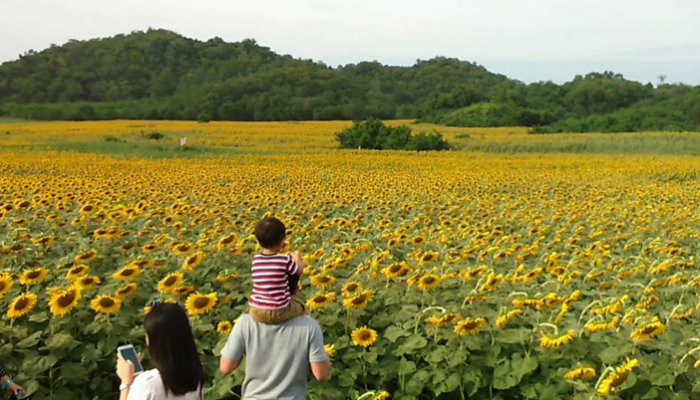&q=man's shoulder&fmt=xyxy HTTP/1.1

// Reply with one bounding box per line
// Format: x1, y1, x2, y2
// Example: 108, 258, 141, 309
240, 314, 321, 330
